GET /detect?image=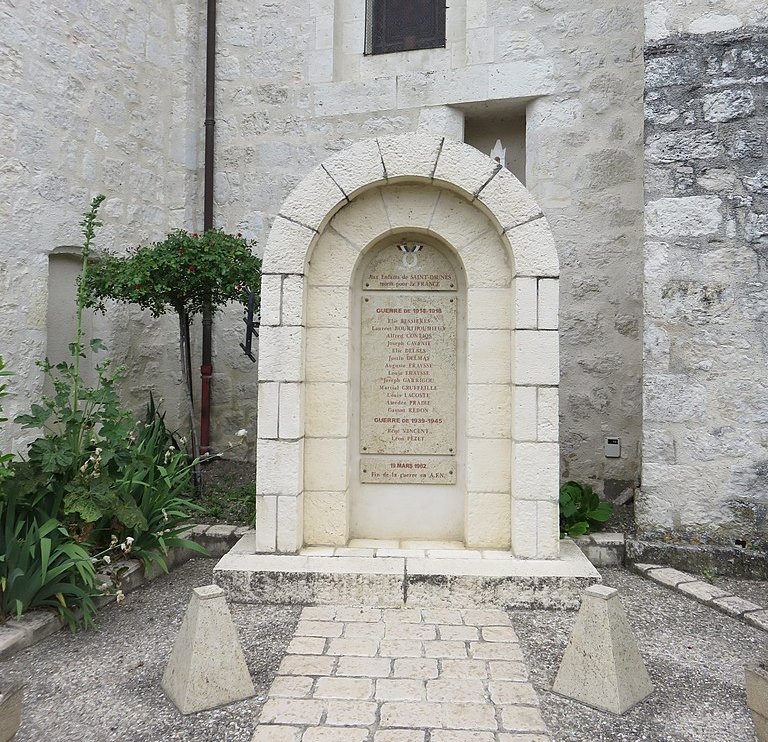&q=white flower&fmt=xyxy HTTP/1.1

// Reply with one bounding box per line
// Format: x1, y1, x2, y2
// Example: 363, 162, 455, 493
125, 536, 134, 546
110, 534, 118, 547
103, 555, 111, 564
115, 590, 125, 604
236, 429, 248, 438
